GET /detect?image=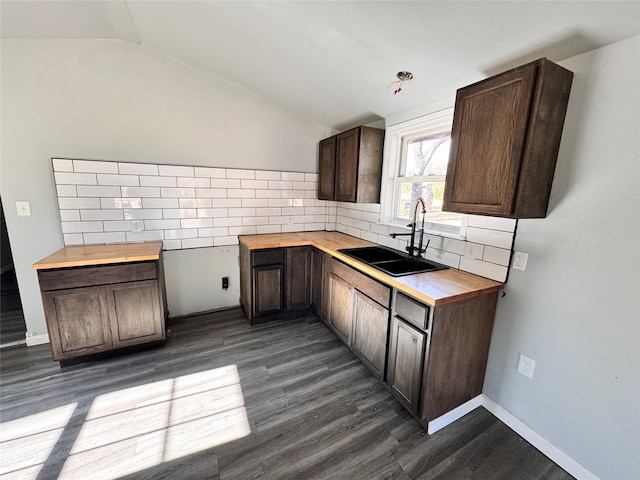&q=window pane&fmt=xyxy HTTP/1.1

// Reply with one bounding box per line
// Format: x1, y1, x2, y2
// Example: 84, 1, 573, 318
397, 180, 461, 226
404, 136, 450, 177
